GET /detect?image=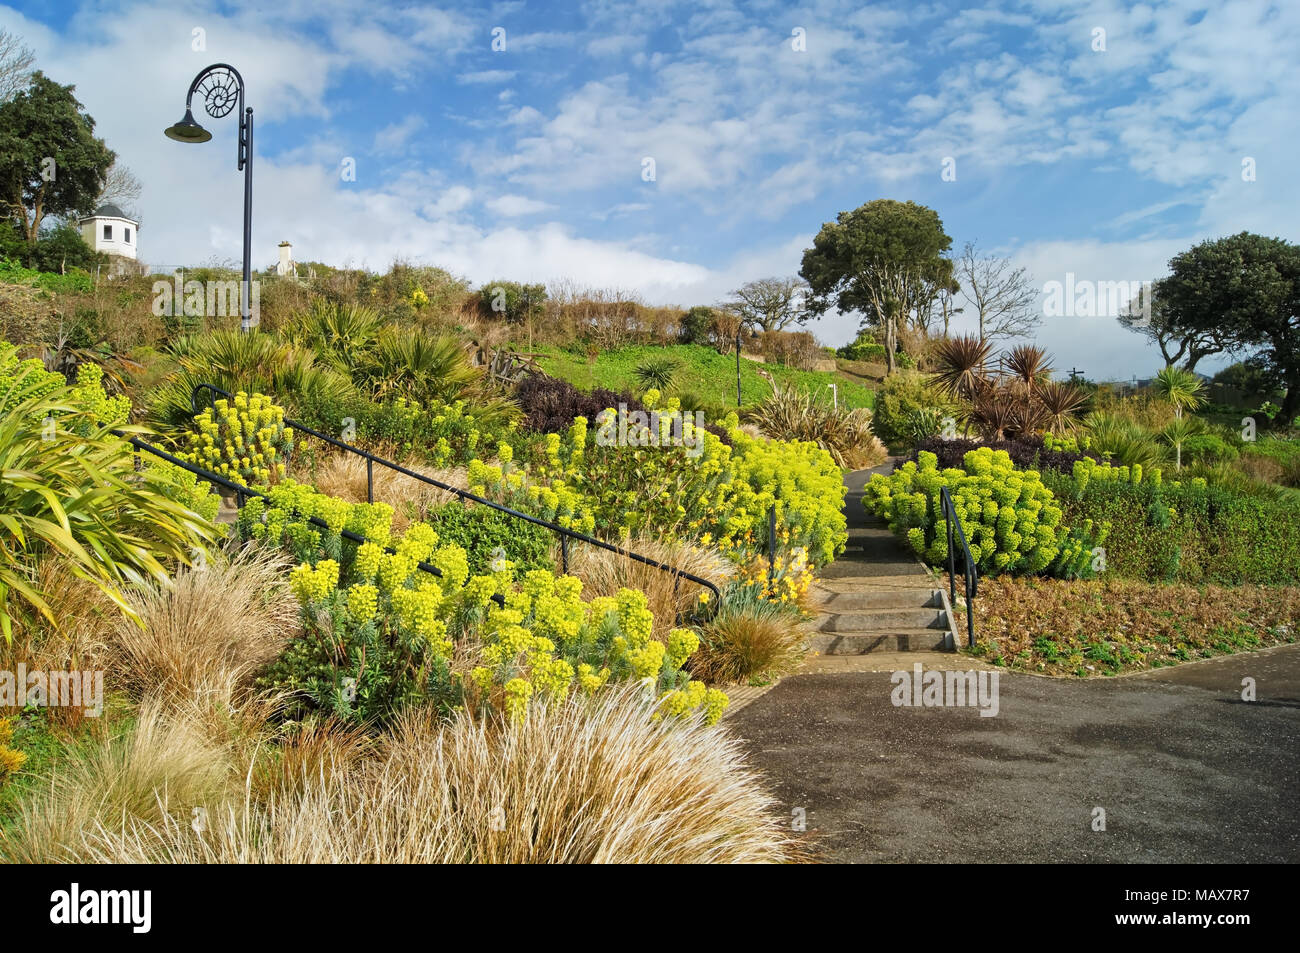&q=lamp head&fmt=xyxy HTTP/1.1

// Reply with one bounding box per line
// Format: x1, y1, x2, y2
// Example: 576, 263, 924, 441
164, 107, 212, 143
